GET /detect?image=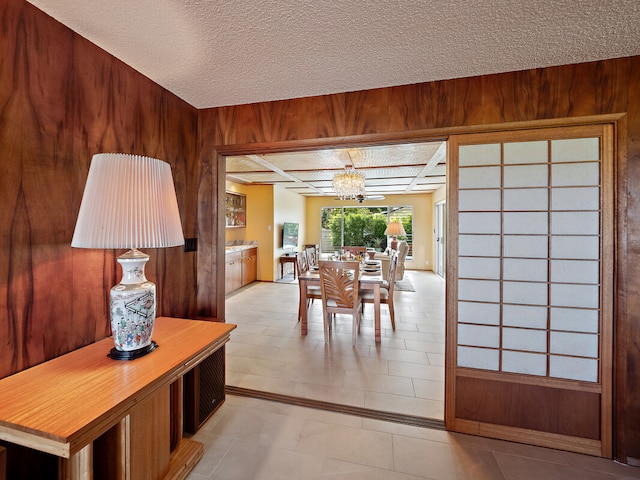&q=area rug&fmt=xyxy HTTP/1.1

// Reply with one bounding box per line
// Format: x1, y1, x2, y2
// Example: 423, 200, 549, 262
394, 278, 416, 292
275, 274, 298, 284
